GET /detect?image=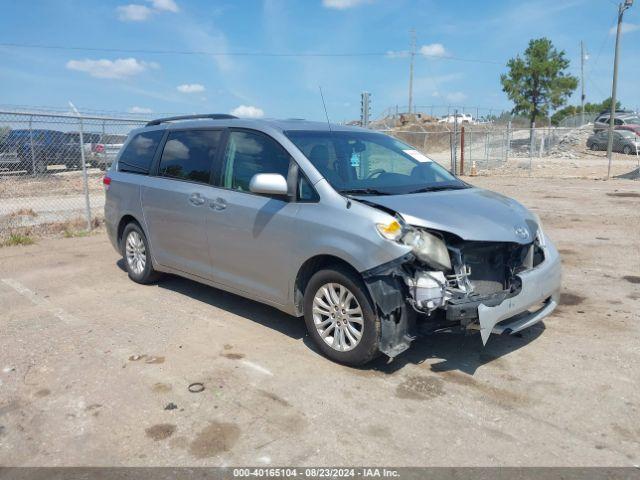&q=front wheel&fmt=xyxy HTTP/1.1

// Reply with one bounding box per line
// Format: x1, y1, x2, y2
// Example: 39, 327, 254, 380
303, 268, 380, 366
121, 223, 160, 284
623, 145, 632, 155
